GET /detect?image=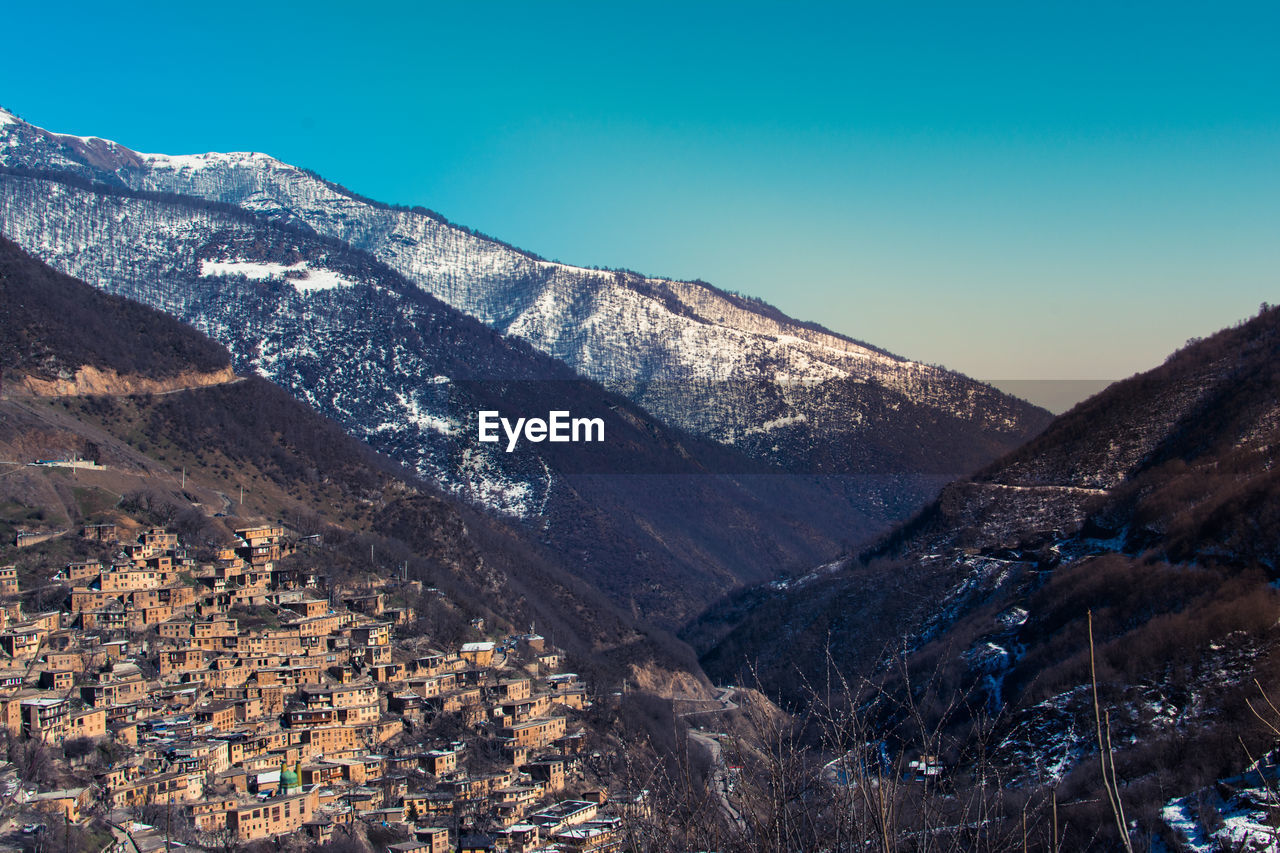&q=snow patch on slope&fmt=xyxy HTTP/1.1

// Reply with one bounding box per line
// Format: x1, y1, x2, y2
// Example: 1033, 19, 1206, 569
1163, 756, 1280, 853
746, 413, 809, 435
292, 267, 358, 293
199, 259, 358, 293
